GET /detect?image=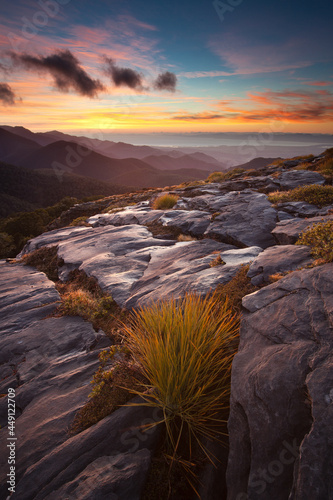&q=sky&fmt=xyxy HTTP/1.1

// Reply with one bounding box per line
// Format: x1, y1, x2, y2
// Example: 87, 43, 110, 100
0, 0, 333, 137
